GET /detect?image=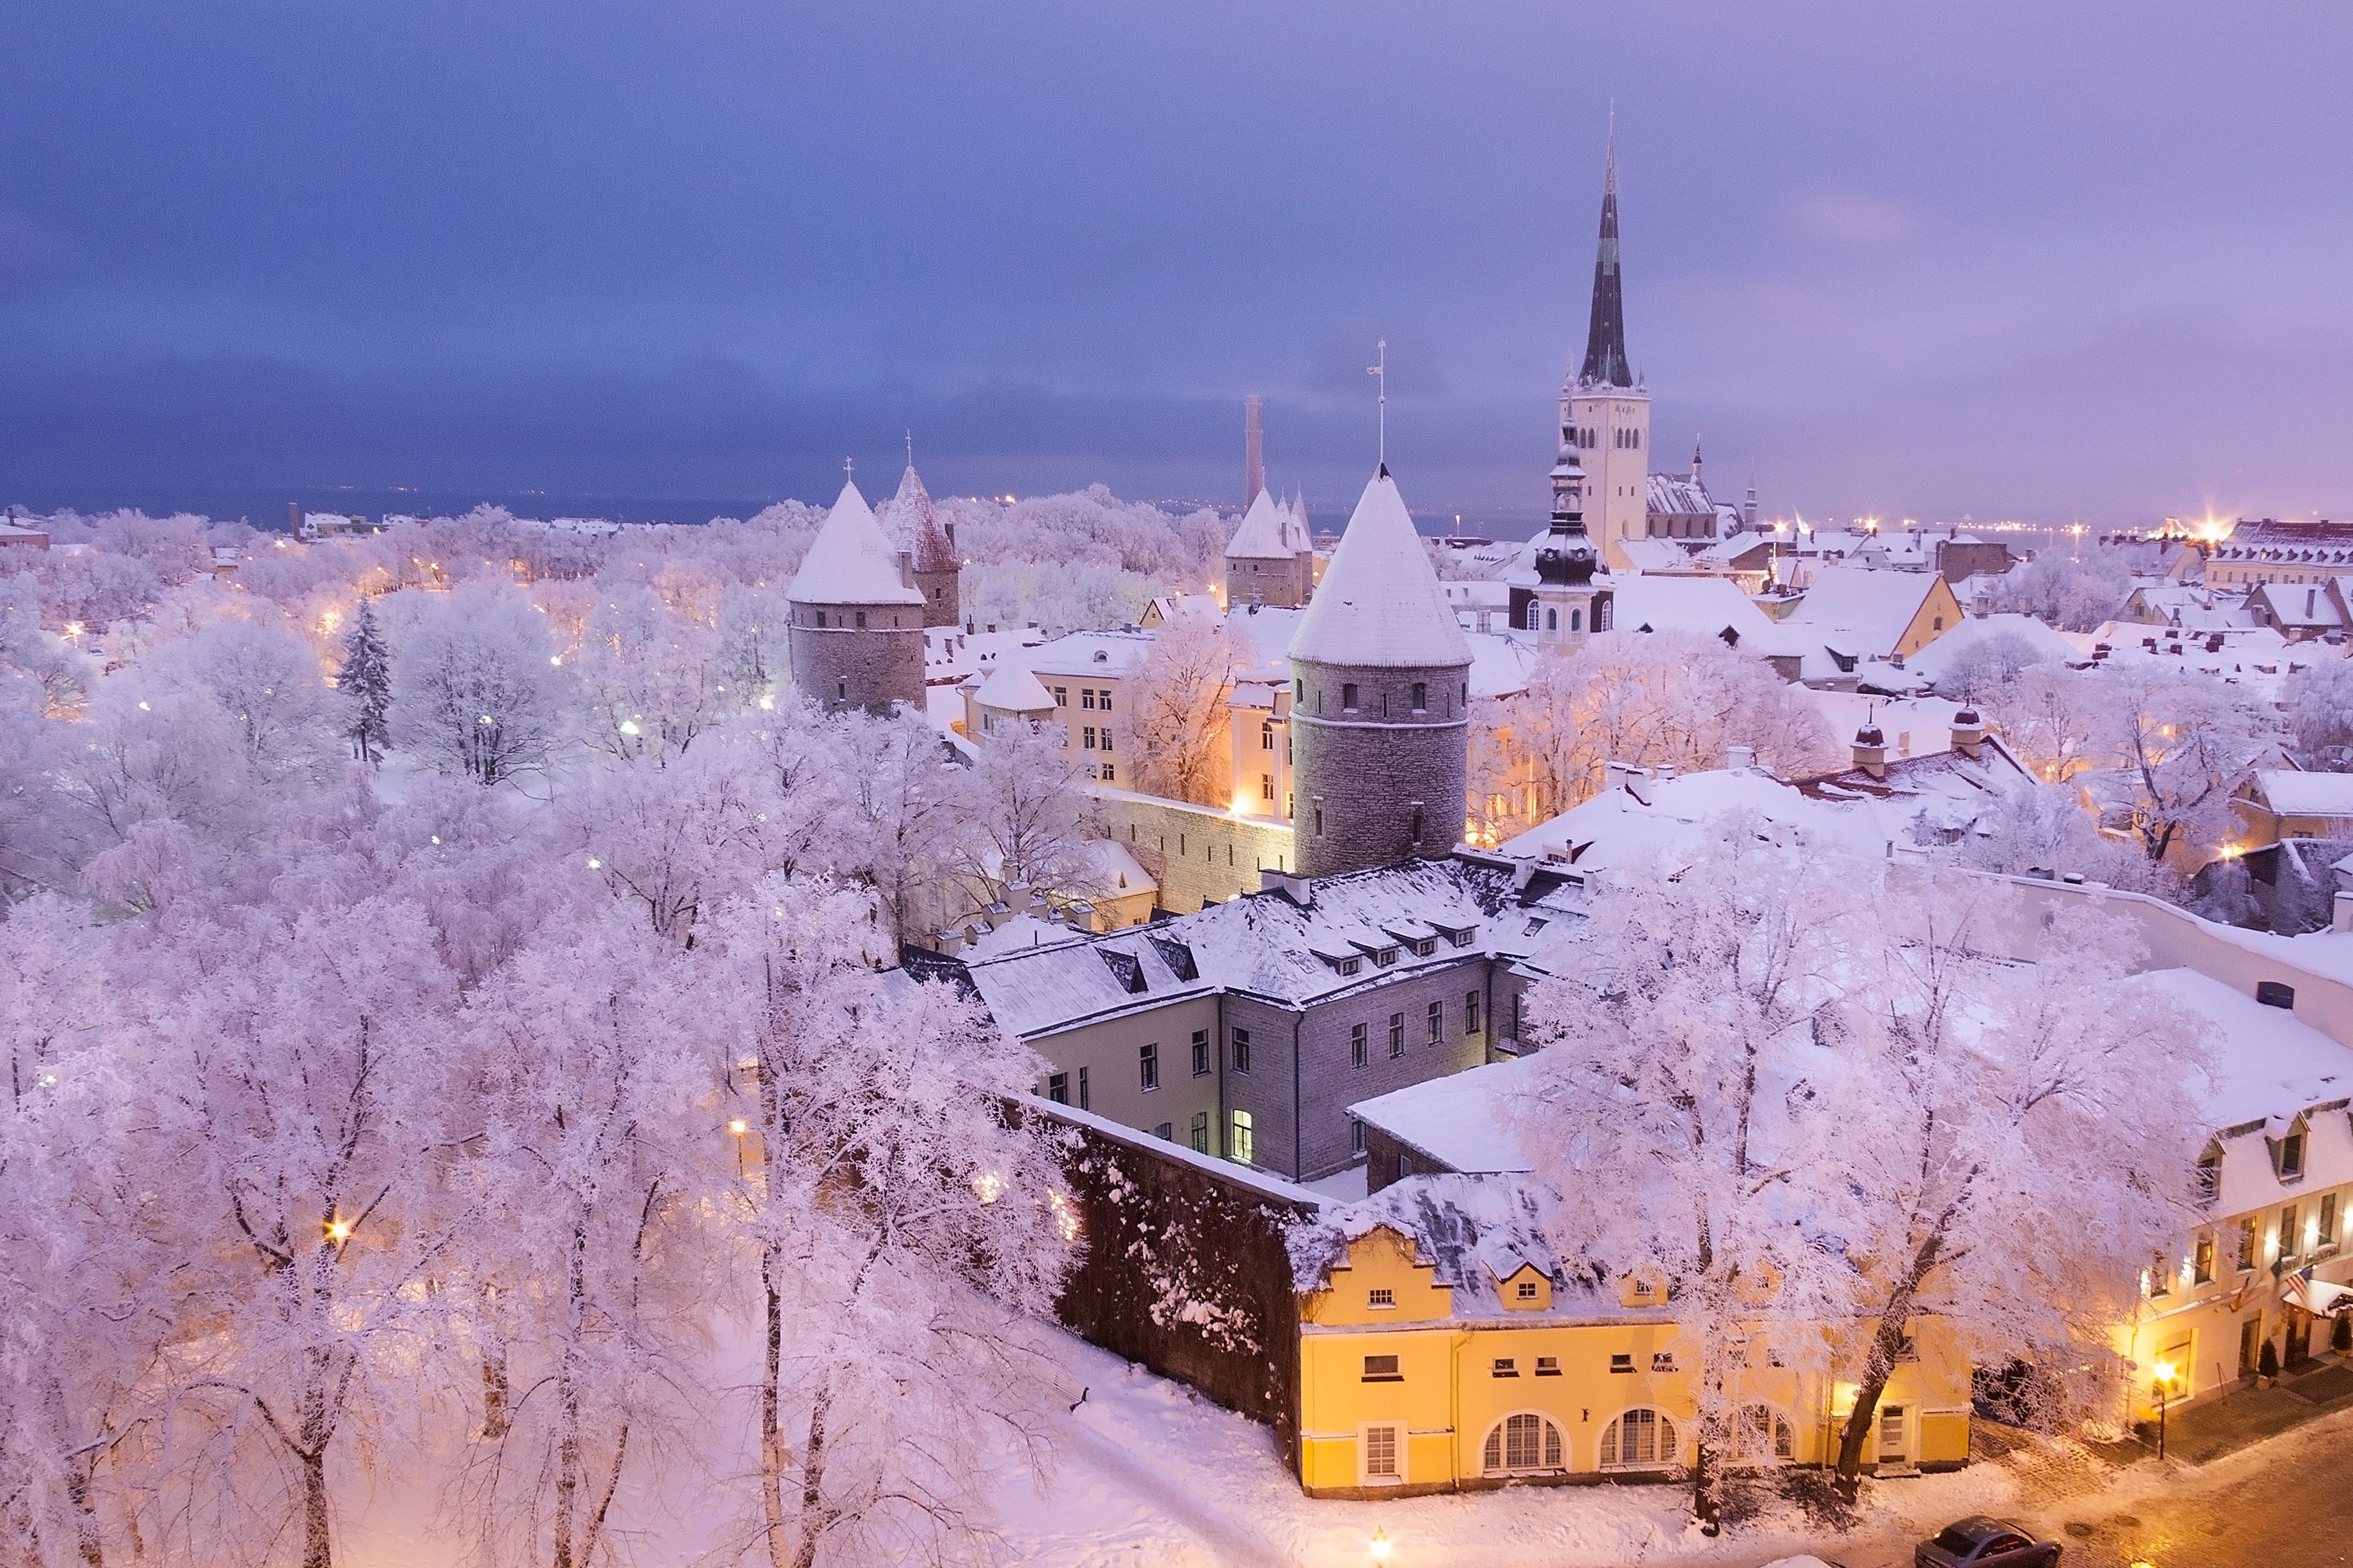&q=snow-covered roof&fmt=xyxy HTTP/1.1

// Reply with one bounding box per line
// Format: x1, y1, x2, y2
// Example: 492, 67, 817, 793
1779, 565, 1943, 656
1287, 470, 1472, 670
1023, 629, 1156, 680
2253, 770, 2353, 820
1464, 632, 1540, 700
2135, 968, 2353, 1135
1615, 537, 1704, 574
973, 663, 1057, 714
1901, 613, 2080, 686
1610, 574, 1798, 656
1793, 735, 2037, 837
1645, 473, 1713, 519
880, 464, 957, 573
1348, 1053, 1543, 1178
1223, 604, 1304, 679
1501, 767, 1890, 873
1224, 487, 1298, 561
787, 480, 925, 606
1282, 493, 1314, 554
